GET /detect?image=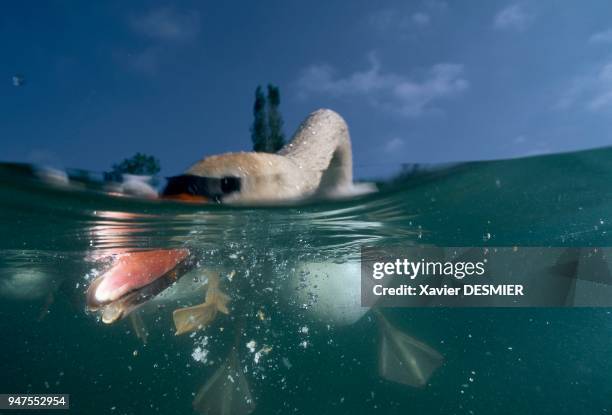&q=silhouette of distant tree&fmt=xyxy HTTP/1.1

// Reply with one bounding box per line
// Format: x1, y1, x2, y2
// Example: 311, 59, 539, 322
250, 84, 285, 153
104, 153, 161, 182
266, 84, 285, 152
251, 86, 269, 152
